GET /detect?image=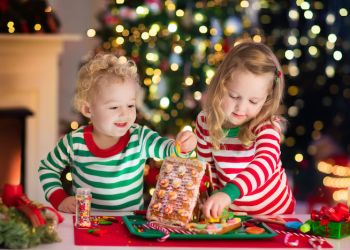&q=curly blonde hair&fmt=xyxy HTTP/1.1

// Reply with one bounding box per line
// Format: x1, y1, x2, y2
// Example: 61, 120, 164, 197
205, 41, 285, 149
73, 53, 140, 112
